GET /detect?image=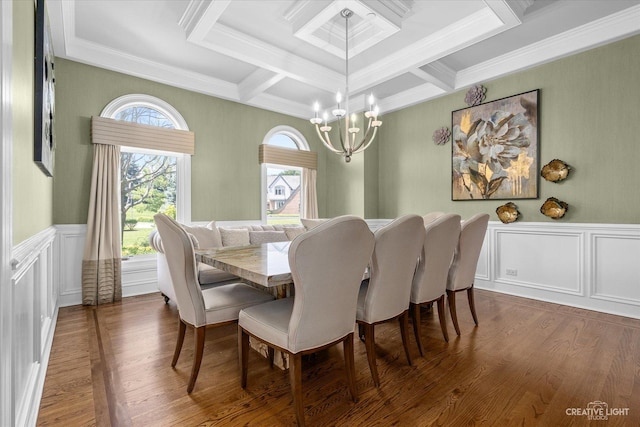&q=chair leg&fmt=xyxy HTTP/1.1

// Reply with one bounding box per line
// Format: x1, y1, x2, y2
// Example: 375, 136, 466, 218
362, 323, 380, 387
467, 285, 479, 326
410, 303, 424, 356
342, 333, 358, 402
399, 311, 412, 366
172, 319, 187, 367
358, 323, 365, 341
447, 290, 461, 336
239, 326, 249, 388
268, 346, 275, 368
289, 352, 305, 427
436, 295, 449, 342
187, 326, 206, 393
